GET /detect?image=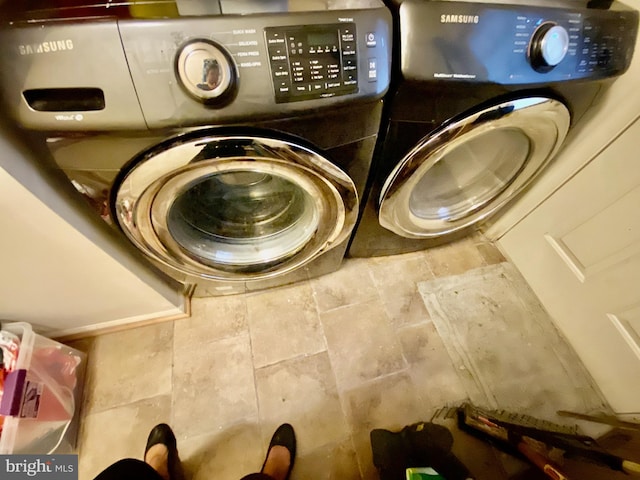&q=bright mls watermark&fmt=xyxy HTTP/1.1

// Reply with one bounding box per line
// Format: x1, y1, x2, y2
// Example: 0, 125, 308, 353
0, 455, 77, 479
